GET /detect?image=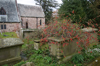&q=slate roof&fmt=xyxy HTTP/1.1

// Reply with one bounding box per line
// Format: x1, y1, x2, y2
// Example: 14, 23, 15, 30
18, 4, 45, 18
0, 0, 19, 22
